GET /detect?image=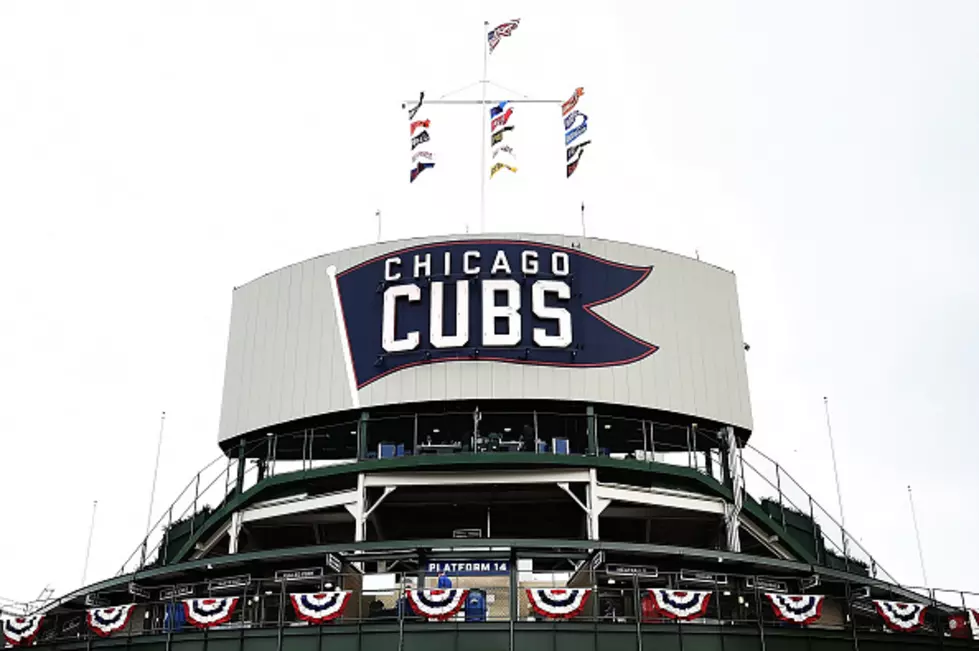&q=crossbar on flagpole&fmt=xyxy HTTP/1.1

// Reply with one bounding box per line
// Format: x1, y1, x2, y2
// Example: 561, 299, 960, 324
403, 98, 562, 105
